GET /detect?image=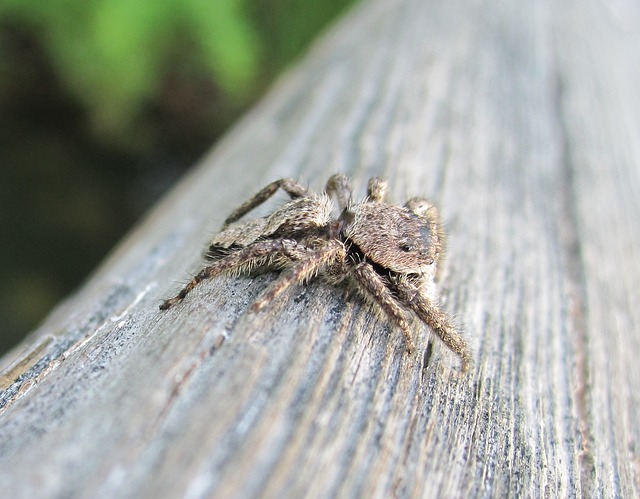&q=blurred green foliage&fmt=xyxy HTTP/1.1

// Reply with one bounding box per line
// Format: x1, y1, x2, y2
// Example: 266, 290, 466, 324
0, 0, 260, 140
0, 0, 356, 354
251, 0, 358, 74
0, 0, 356, 142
